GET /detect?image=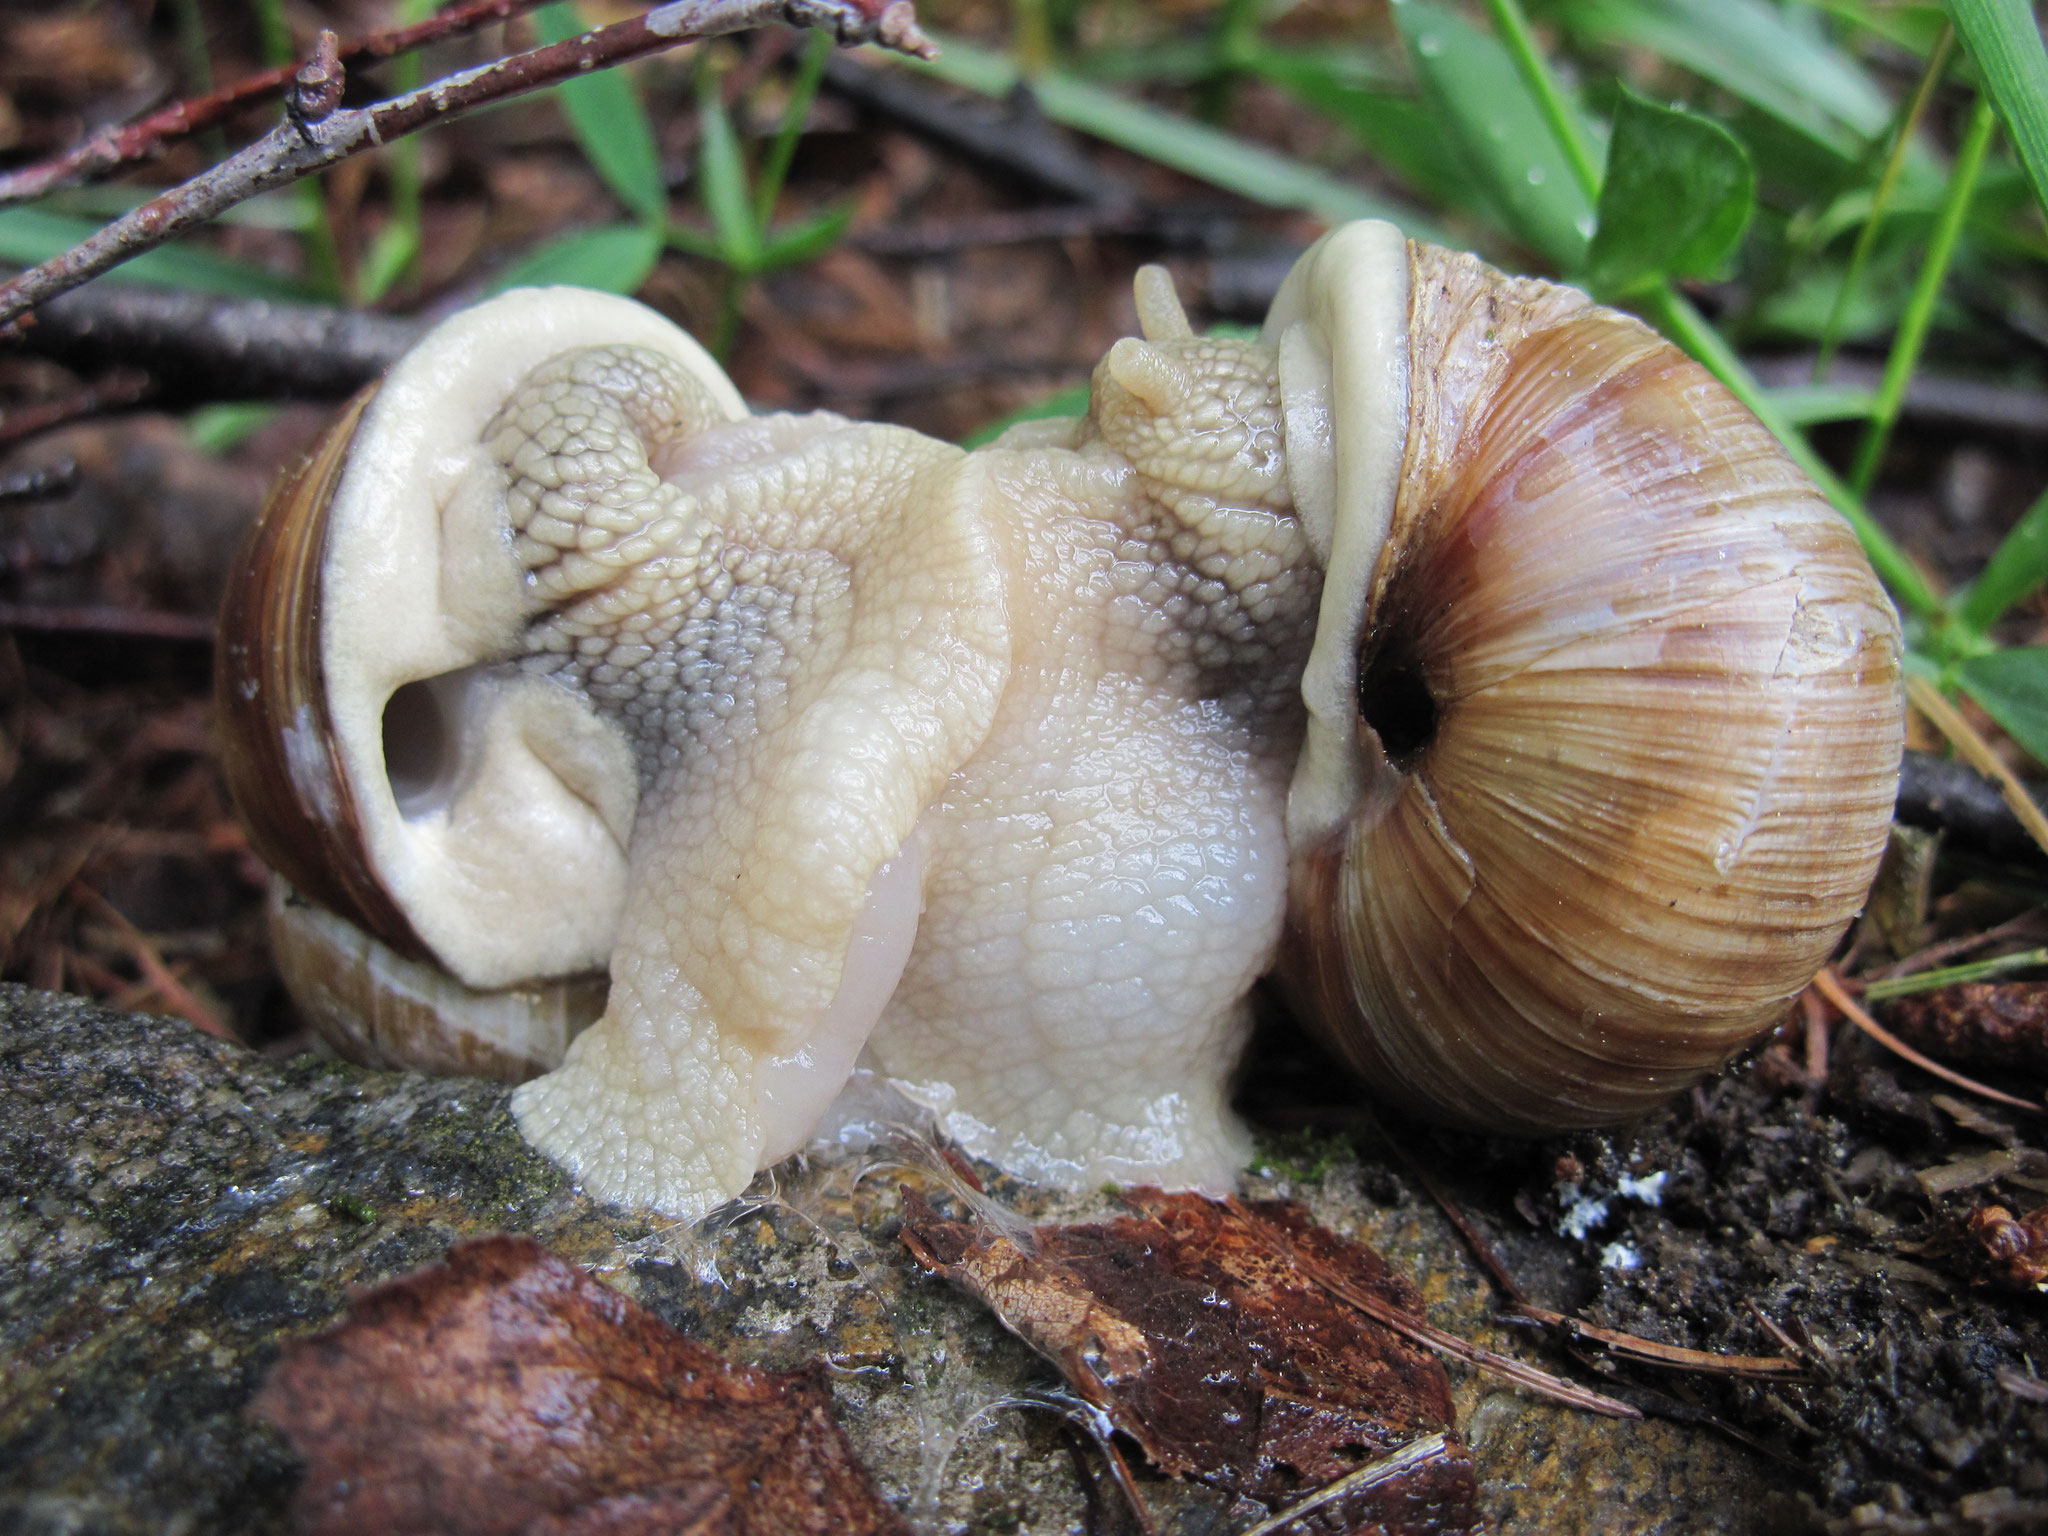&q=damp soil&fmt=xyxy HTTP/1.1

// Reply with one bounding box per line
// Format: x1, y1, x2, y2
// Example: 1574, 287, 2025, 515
1238, 992, 2048, 1533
